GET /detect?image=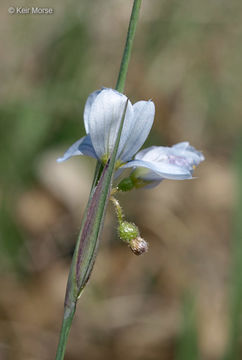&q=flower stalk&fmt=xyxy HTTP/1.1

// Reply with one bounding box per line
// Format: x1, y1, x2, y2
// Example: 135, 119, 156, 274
111, 195, 148, 255
55, 99, 129, 360
55, 3, 142, 355
116, 0, 142, 93
110, 196, 124, 223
